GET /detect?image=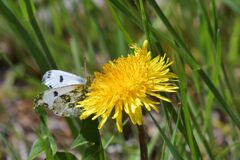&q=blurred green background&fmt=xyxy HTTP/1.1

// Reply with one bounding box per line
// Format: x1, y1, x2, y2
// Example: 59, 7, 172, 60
0, 0, 240, 159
